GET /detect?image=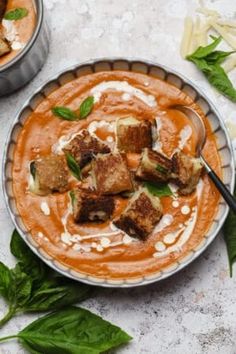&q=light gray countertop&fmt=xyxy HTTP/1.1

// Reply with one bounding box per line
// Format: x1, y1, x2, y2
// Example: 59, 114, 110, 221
1, 0, 236, 353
